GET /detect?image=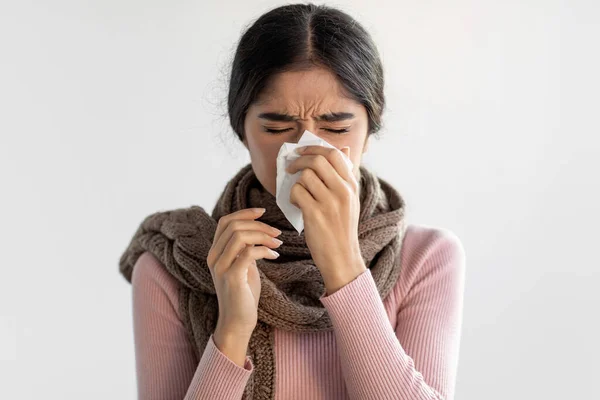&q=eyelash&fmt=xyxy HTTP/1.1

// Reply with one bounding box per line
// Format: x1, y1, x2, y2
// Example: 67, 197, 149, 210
265, 128, 350, 134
